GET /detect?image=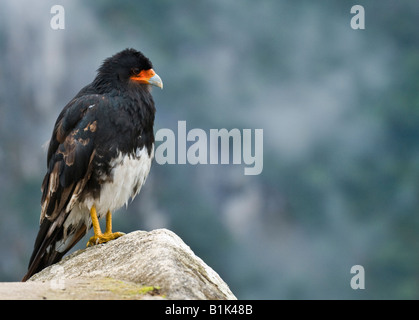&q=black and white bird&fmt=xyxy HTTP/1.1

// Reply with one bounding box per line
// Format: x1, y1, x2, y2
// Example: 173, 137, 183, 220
22, 48, 162, 281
